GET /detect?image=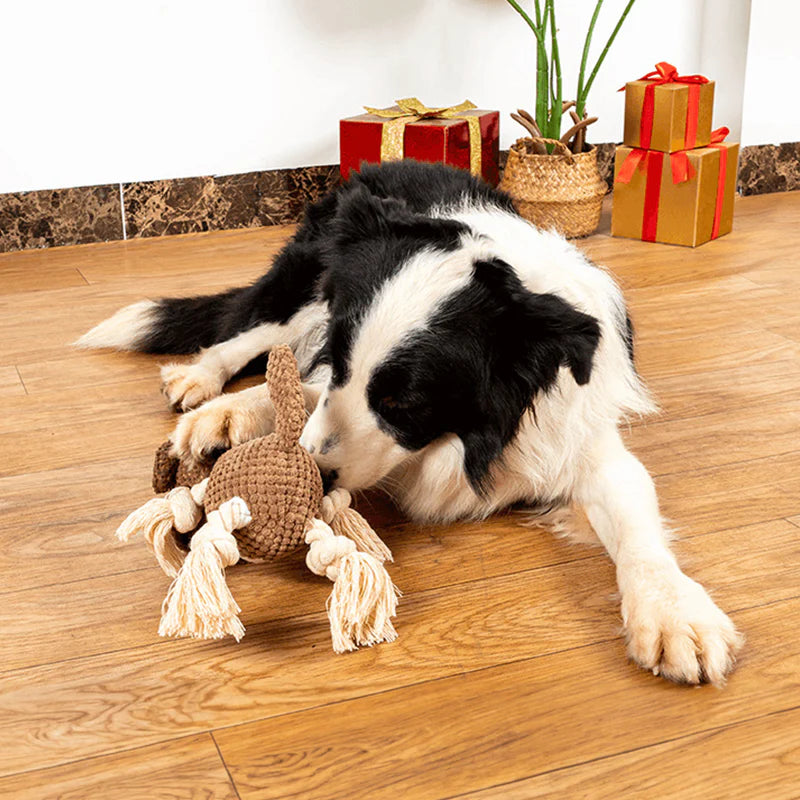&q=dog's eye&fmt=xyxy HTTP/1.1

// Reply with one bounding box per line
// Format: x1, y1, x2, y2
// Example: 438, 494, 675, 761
380, 395, 413, 411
